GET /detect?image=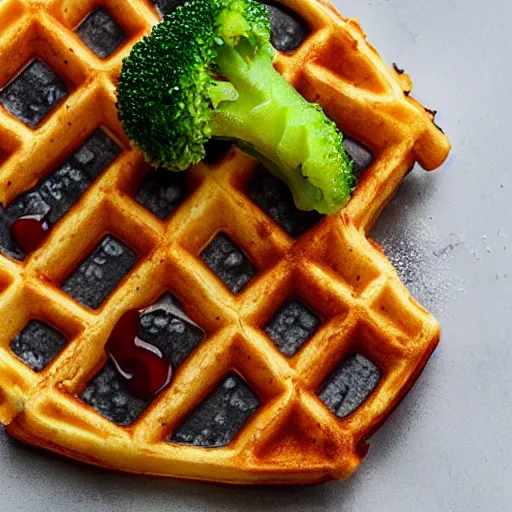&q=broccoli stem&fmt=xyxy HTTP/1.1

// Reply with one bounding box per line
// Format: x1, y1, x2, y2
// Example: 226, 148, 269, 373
211, 40, 352, 214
